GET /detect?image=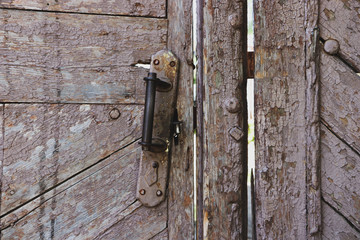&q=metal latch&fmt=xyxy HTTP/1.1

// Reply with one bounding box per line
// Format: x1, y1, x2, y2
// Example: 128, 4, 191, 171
136, 50, 179, 207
